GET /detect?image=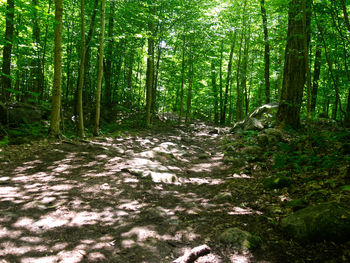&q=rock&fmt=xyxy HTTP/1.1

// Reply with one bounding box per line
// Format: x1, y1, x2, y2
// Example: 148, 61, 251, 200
224, 156, 246, 168
257, 134, 269, 146
0, 102, 43, 127
218, 227, 261, 252
264, 128, 283, 139
214, 192, 233, 203
281, 202, 350, 242
140, 207, 167, 221
242, 146, 263, 156
261, 175, 291, 189
232, 102, 278, 131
